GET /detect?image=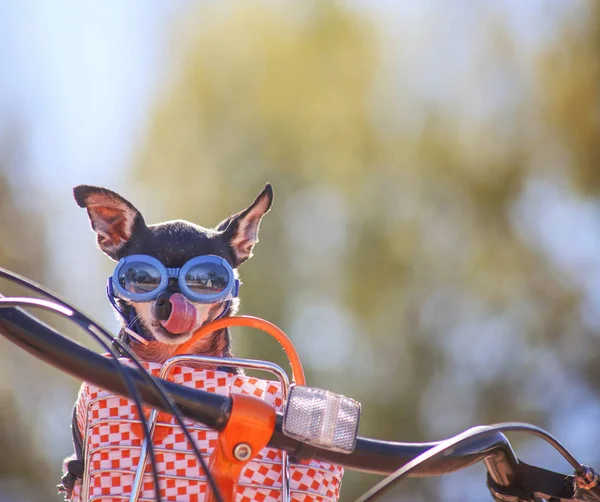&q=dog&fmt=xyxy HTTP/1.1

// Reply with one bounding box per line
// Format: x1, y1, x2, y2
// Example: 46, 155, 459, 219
73, 184, 273, 365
